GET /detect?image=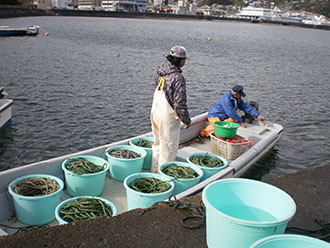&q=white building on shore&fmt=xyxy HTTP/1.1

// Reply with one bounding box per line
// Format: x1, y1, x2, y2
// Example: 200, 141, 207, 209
102, 0, 147, 12
240, 5, 272, 19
